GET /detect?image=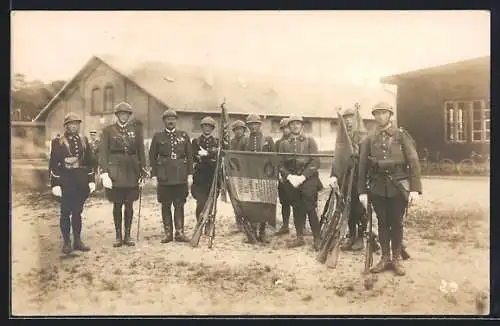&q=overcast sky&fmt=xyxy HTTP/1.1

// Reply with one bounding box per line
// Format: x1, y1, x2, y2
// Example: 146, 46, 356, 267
11, 10, 490, 86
